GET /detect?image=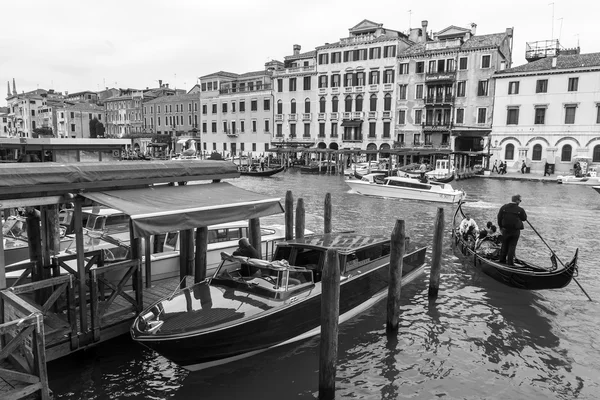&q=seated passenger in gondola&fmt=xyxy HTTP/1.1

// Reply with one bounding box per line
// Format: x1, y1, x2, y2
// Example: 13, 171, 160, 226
459, 214, 479, 241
